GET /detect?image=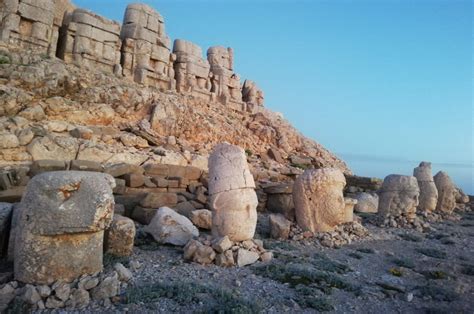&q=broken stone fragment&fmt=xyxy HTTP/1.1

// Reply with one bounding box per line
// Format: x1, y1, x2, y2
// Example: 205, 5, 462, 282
269, 214, 291, 240
104, 214, 136, 257
190, 209, 212, 229
144, 207, 198, 246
